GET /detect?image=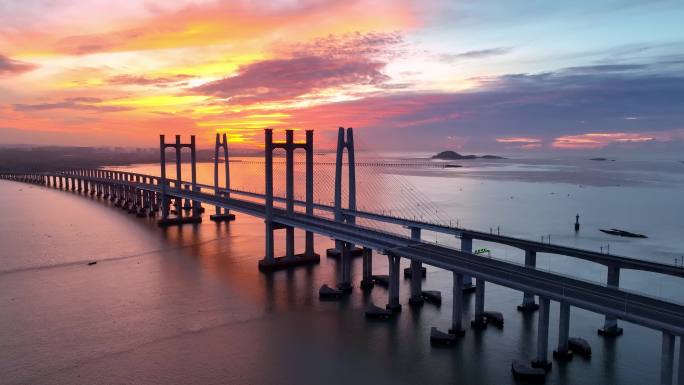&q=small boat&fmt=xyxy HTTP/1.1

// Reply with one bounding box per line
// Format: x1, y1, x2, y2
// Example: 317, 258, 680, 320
600, 228, 647, 238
